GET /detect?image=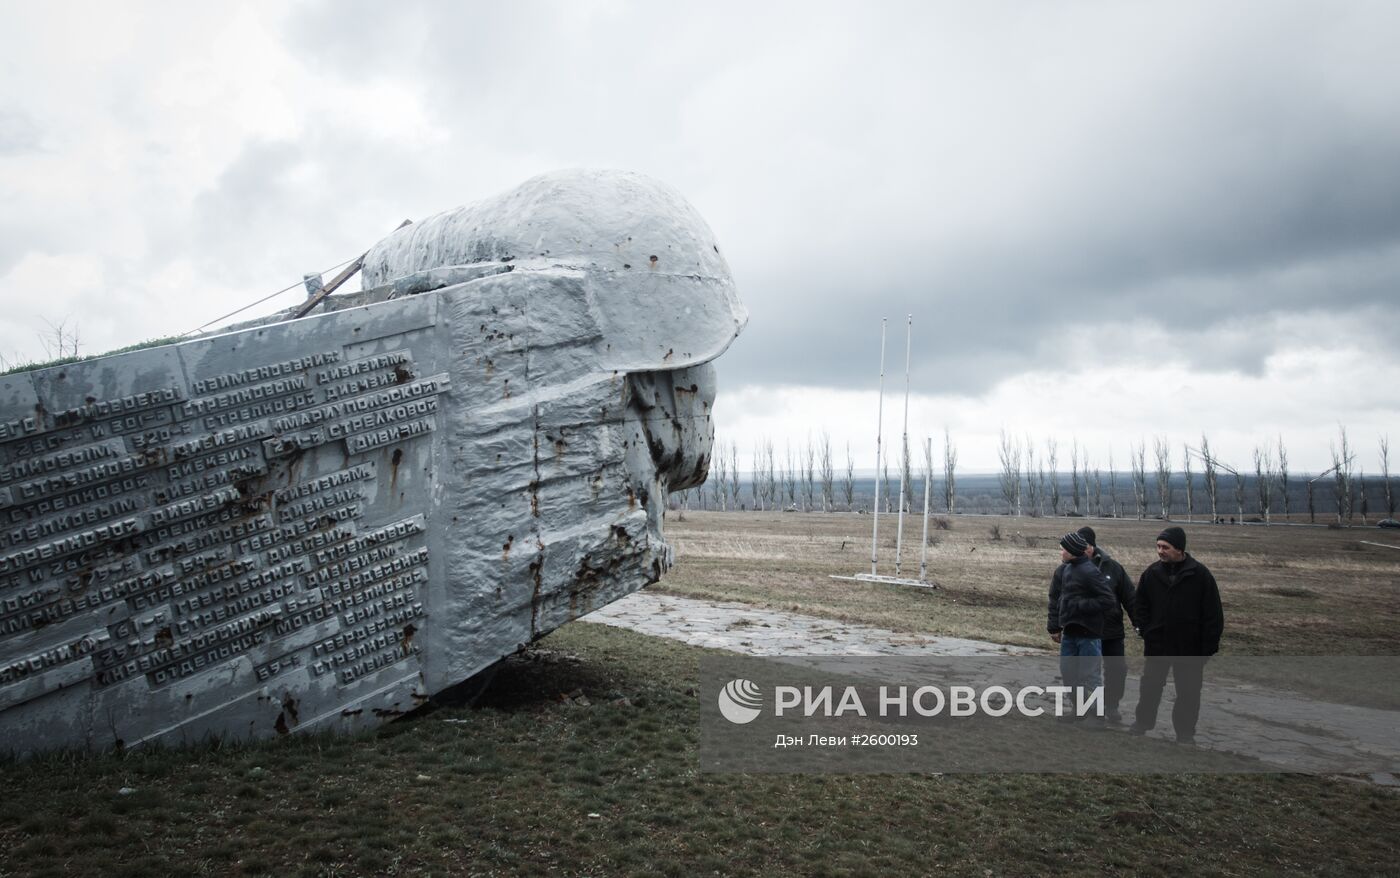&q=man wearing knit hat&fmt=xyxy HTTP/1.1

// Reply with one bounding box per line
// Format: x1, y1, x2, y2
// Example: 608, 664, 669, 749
1129, 526, 1225, 744
1075, 526, 1138, 724
1047, 531, 1116, 725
